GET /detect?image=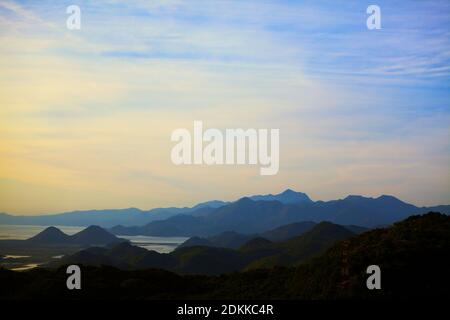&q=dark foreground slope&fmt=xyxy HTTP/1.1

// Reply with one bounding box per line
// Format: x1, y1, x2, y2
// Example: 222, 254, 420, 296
1, 212, 448, 299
